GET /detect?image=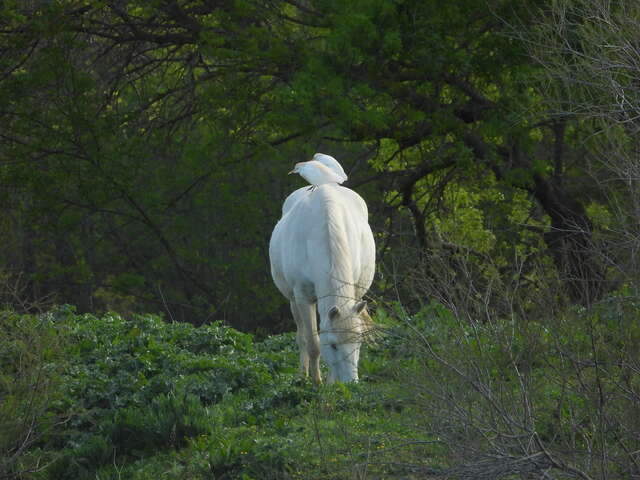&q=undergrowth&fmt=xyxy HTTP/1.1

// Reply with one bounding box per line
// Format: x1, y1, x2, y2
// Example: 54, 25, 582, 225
1, 296, 638, 479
